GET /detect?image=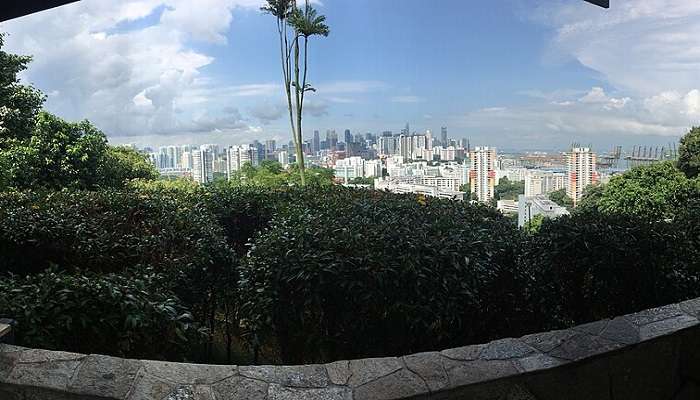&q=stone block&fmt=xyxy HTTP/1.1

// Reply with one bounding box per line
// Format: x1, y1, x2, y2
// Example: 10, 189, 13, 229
141, 360, 236, 385
353, 368, 429, 400
347, 357, 402, 388
521, 329, 577, 354
638, 315, 698, 341
439, 344, 485, 361
625, 304, 684, 326
239, 364, 328, 388
679, 298, 700, 318
480, 338, 535, 360
6, 349, 84, 392
442, 358, 519, 388
515, 353, 565, 373
402, 352, 449, 392
68, 354, 142, 399
325, 360, 350, 386
599, 317, 640, 345
268, 384, 351, 400
211, 375, 268, 400
547, 331, 624, 361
